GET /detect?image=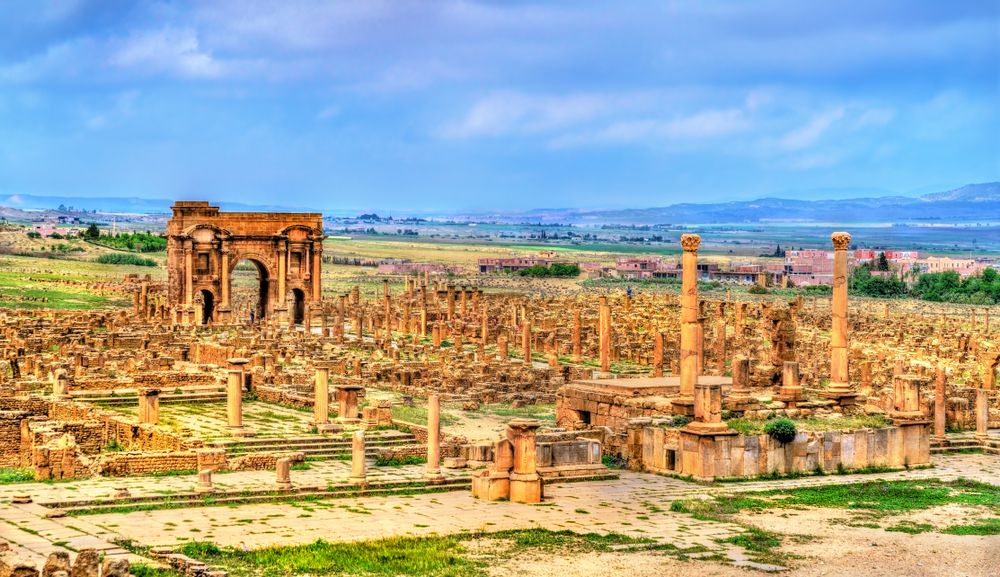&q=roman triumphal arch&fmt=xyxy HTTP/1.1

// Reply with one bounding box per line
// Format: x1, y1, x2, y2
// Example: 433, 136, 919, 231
166, 201, 324, 325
